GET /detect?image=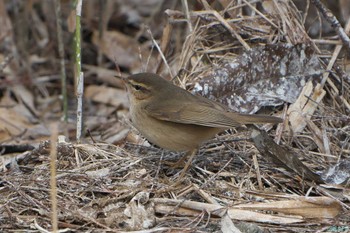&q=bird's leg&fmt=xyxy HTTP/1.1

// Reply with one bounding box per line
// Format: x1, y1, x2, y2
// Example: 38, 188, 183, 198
178, 149, 198, 180
163, 151, 191, 168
